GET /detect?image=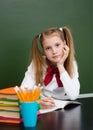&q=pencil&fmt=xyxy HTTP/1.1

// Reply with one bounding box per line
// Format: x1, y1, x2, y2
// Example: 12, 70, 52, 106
14, 86, 24, 102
